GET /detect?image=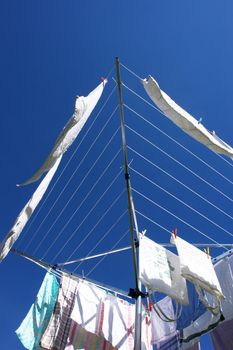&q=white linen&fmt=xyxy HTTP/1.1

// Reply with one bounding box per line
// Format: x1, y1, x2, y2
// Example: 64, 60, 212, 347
0, 156, 61, 261
139, 235, 188, 304
172, 235, 223, 299
142, 76, 233, 159
19, 79, 107, 186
